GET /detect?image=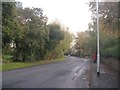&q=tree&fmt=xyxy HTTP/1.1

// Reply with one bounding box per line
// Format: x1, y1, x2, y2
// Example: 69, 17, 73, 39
13, 5, 49, 61
88, 1, 119, 58
2, 2, 16, 54
2, 2, 73, 62
45, 22, 64, 59
74, 31, 94, 57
